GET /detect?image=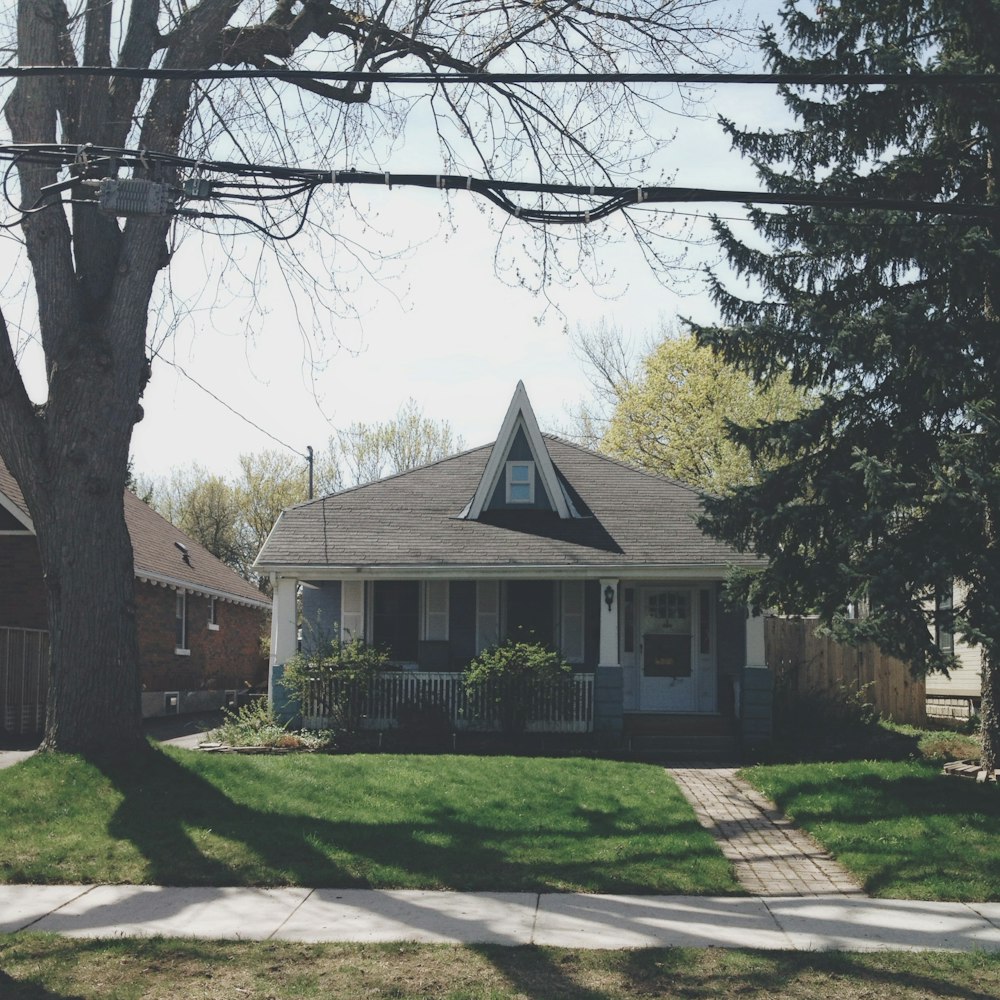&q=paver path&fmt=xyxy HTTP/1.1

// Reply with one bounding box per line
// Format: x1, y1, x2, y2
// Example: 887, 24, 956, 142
669, 766, 865, 897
